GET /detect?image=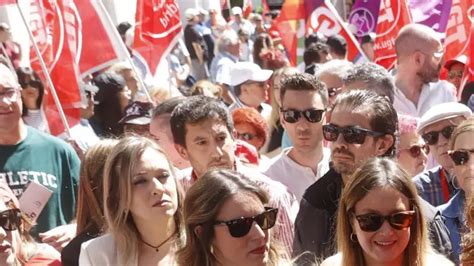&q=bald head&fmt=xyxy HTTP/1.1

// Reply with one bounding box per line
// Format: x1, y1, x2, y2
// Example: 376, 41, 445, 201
395, 24, 441, 60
